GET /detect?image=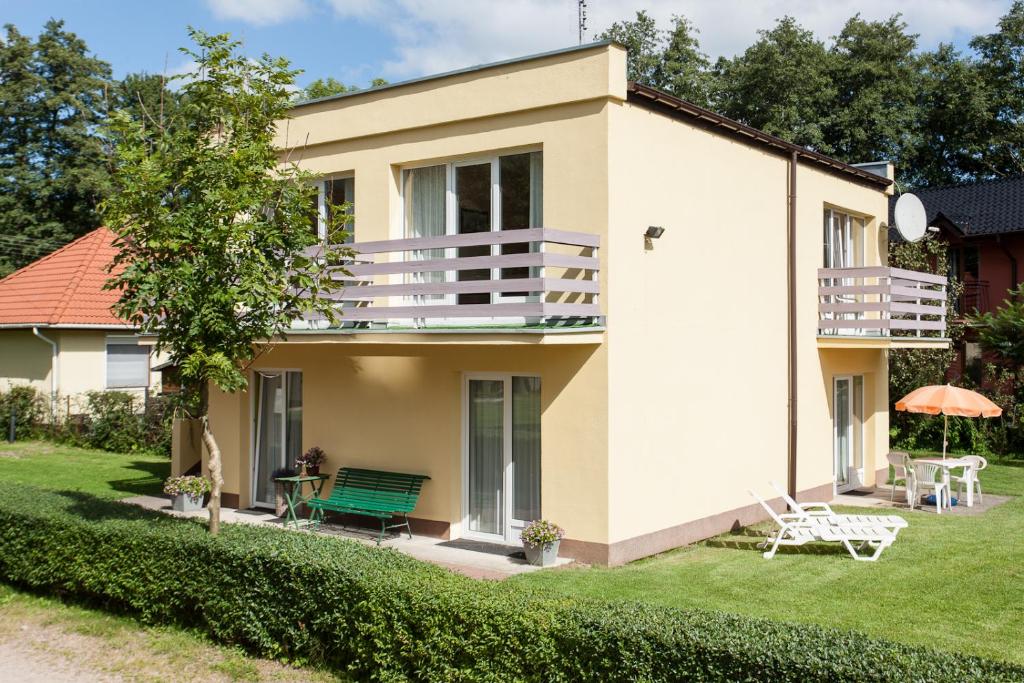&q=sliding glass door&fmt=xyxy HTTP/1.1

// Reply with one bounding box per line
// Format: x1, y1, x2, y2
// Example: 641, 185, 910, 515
833, 375, 864, 493
465, 374, 541, 542
253, 371, 303, 508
